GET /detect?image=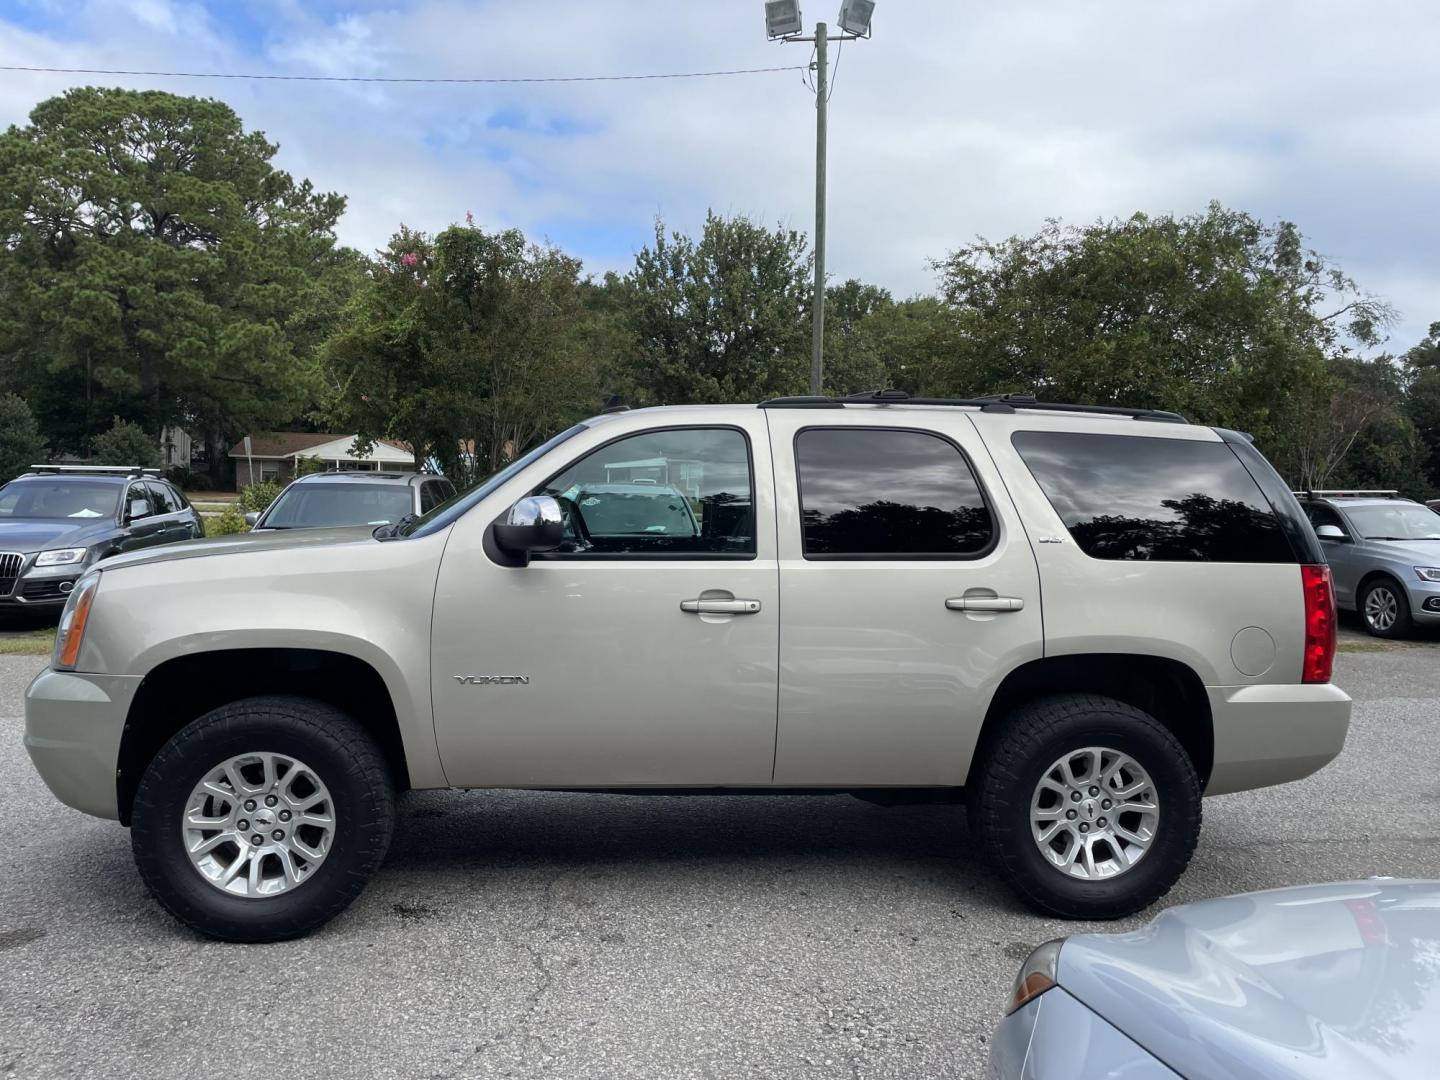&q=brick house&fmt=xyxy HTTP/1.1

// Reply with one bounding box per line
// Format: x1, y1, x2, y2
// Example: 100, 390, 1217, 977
228, 433, 414, 490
